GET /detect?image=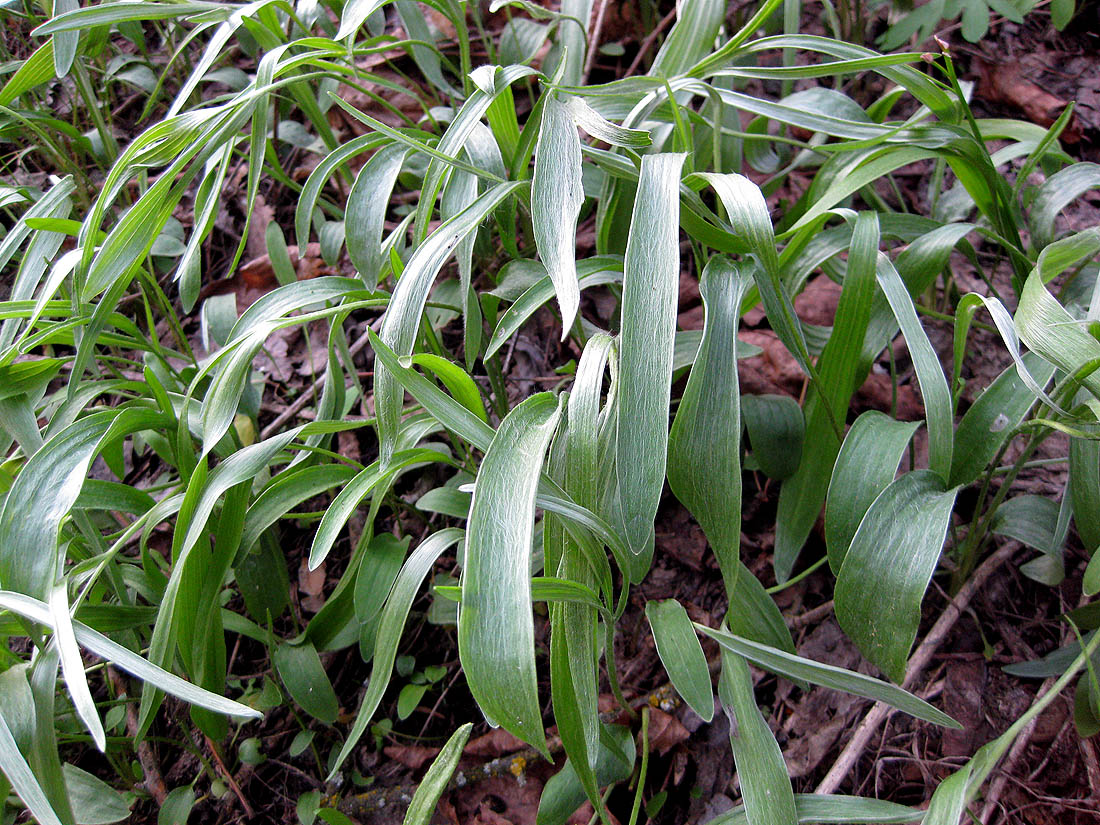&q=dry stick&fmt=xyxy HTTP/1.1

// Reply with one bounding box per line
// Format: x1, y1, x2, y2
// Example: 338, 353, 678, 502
814, 541, 1021, 795
582, 0, 611, 83
624, 7, 678, 77
107, 667, 168, 806
977, 676, 1057, 825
